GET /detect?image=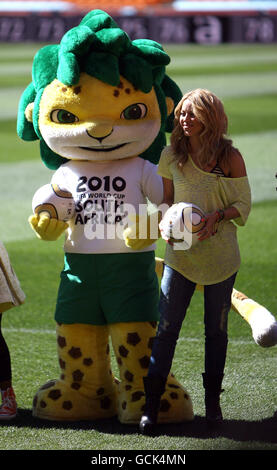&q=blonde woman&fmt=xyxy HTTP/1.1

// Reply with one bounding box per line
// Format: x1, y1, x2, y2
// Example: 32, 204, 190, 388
140, 89, 251, 434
